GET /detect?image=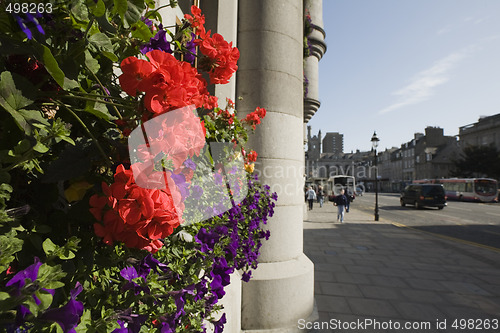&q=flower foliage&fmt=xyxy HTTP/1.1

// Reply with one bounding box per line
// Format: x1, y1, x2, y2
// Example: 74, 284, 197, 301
0, 2, 275, 332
